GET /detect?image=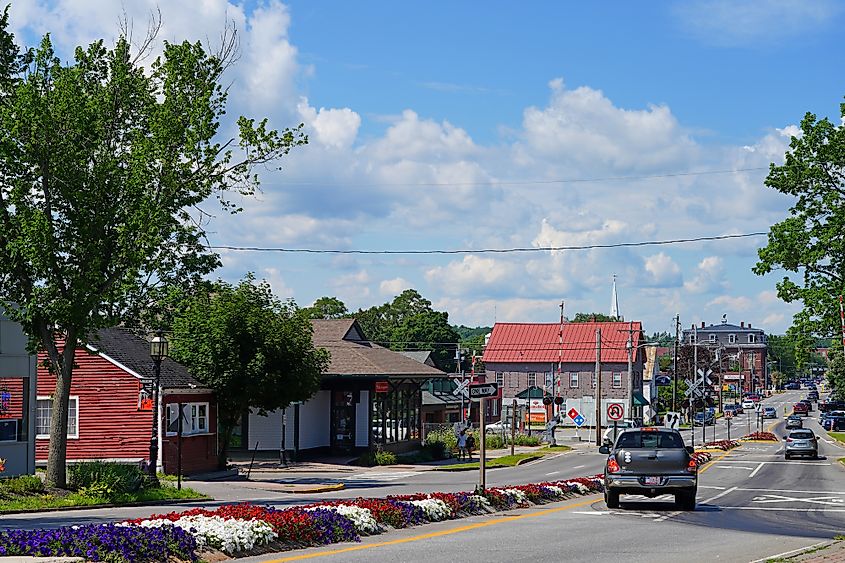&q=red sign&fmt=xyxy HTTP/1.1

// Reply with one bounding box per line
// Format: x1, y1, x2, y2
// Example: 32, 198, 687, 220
607, 403, 624, 421
567, 407, 580, 420
375, 381, 389, 393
